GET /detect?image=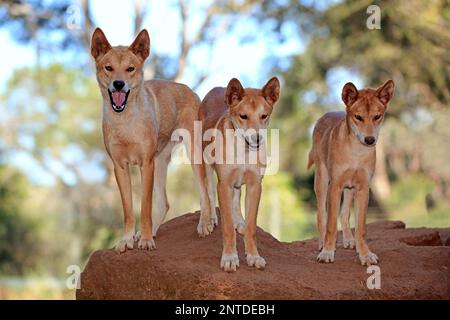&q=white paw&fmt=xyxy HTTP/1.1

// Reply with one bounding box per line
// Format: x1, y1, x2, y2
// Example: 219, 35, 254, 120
115, 235, 134, 253
133, 231, 141, 242
343, 237, 356, 249
211, 211, 219, 226
152, 225, 159, 237
138, 238, 156, 251
232, 213, 245, 235
246, 254, 266, 269
197, 219, 214, 237
235, 222, 246, 235
359, 251, 378, 266
317, 249, 335, 263
220, 253, 240, 272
